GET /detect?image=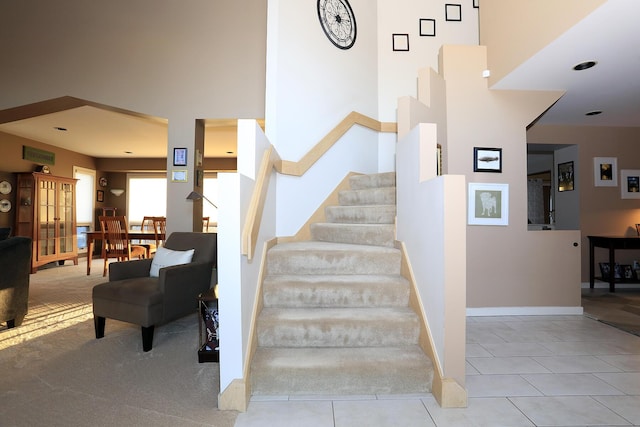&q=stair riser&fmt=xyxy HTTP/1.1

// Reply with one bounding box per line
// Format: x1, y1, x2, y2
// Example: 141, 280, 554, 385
262, 277, 410, 308
266, 249, 401, 275
251, 347, 433, 396
310, 223, 395, 247
339, 188, 396, 206
257, 317, 420, 347
325, 205, 396, 224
